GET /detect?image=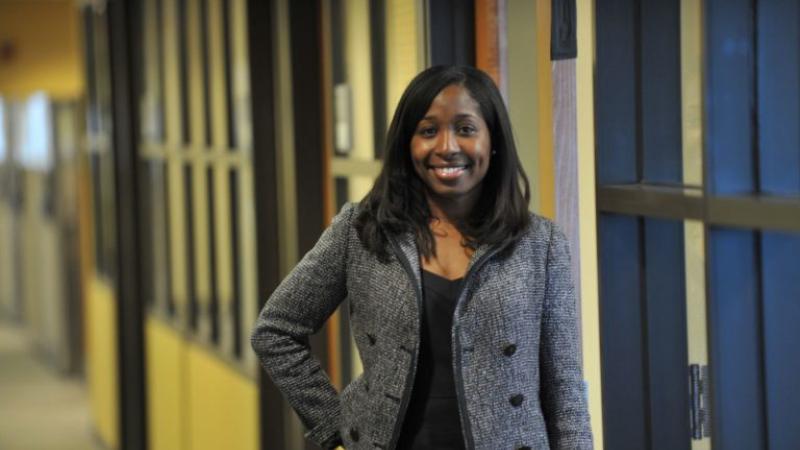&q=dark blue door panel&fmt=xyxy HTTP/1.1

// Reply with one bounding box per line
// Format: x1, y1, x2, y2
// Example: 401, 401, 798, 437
708, 229, 766, 450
